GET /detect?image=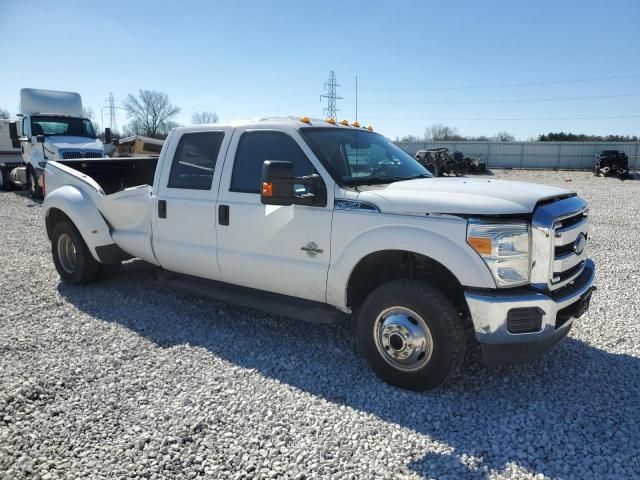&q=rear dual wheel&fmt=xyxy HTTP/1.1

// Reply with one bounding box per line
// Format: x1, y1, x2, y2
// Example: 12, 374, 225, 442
51, 221, 120, 285
357, 280, 465, 391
